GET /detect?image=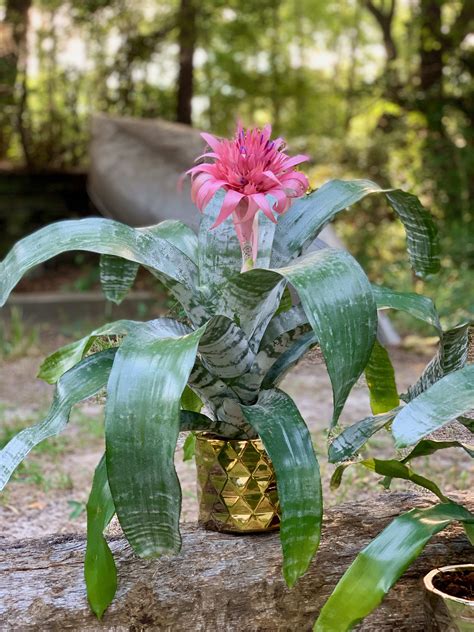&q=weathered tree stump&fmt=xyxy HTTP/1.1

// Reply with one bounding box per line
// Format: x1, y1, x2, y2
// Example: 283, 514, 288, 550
0, 492, 472, 631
